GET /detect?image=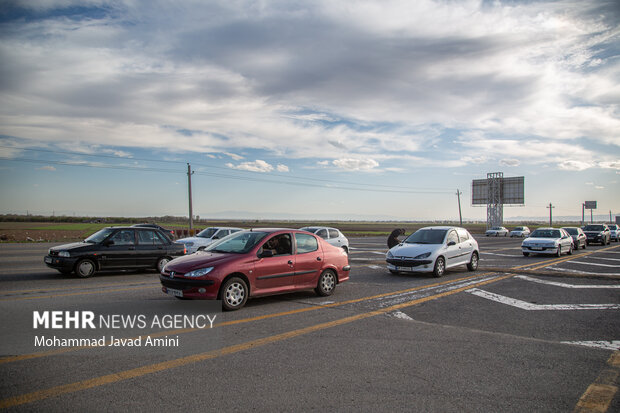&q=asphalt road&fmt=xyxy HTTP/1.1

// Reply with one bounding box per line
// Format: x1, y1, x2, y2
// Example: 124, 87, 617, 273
0, 236, 619, 412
